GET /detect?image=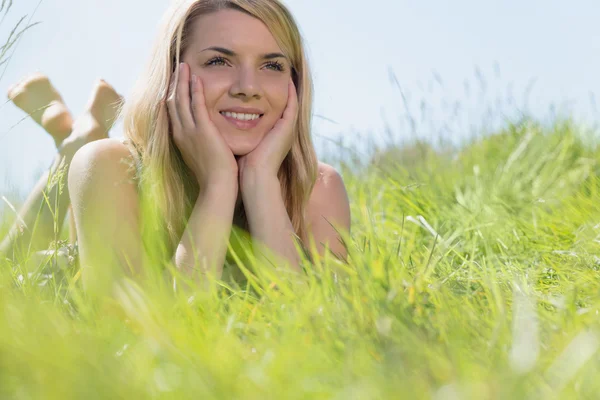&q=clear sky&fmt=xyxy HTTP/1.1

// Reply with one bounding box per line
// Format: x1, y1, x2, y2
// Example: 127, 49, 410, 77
1, 0, 599, 197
